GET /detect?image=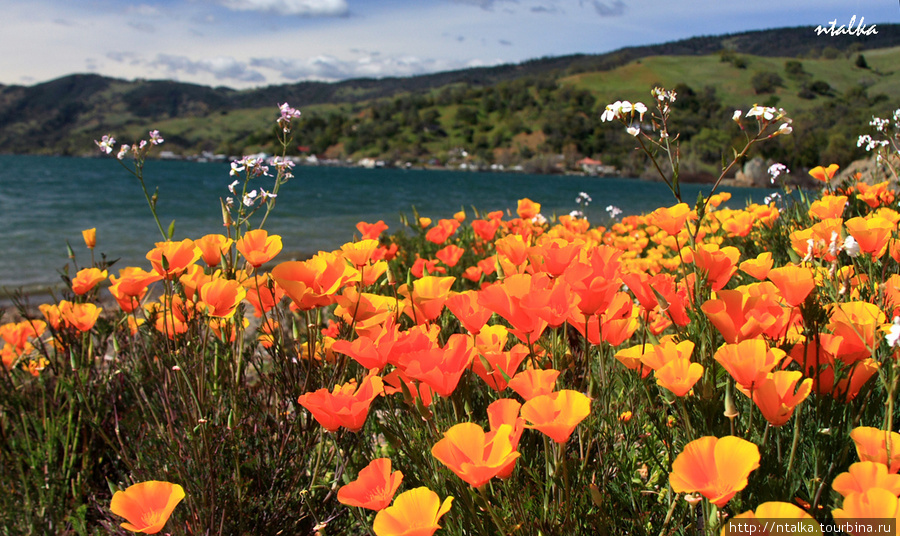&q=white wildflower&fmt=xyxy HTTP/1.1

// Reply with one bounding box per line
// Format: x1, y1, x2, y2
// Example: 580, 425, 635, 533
843, 236, 860, 257
95, 135, 116, 154
887, 317, 900, 348
768, 163, 789, 183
